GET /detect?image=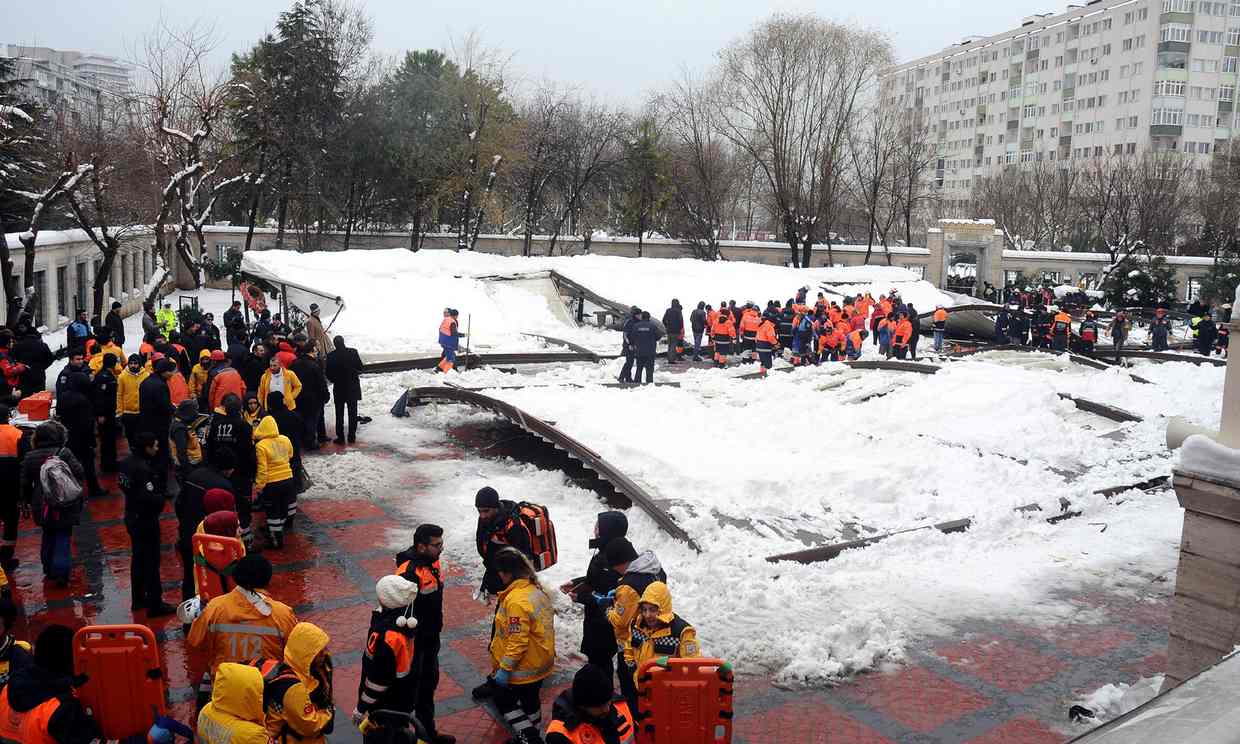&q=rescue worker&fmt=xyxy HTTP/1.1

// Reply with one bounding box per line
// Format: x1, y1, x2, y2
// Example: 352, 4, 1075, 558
117, 354, 149, 452
544, 664, 636, 744
845, 329, 868, 360
710, 309, 736, 368
891, 313, 913, 360
755, 314, 779, 375
353, 575, 422, 742
156, 302, 177, 338
628, 581, 700, 689
1109, 311, 1129, 364
994, 308, 1009, 343
689, 302, 707, 362
560, 512, 628, 683
169, 399, 207, 484
0, 624, 101, 743
259, 355, 302, 411
475, 548, 555, 744
1009, 308, 1029, 346
91, 353, 119, 474
87, 331, 123, 376
255, 622, 335, 744
1079, 312, 1100, 355
1050, 306, 1072, 352
189, 349, 213, 407
0, 406, 25, 571
205, 396, 255, 545
196, 663, 271, 744
474, 486, 534, 596
933, 305, 948, 352
602, 537, 666, 713
876, 313, 893, 357
777, 302, 794, 350
254, 410, 297, 549
437, 308, 461, 373
1150, 308, 1172, 352
120, 432, 175, 617
791, 311, 813, 366
0, 598, 30, 687
739, 303, 761, 362
186, 554, 298, 711
393, 524, 455, 744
